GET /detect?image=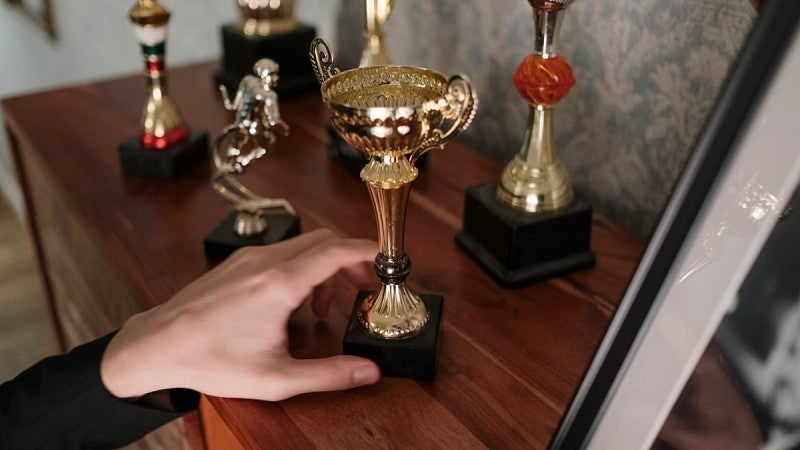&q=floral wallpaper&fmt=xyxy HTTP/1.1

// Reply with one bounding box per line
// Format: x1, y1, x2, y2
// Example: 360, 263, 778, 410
330, 0, 756, 236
